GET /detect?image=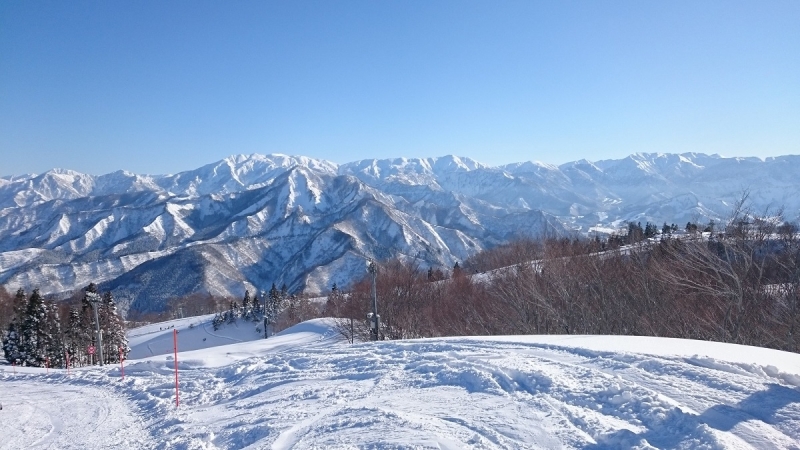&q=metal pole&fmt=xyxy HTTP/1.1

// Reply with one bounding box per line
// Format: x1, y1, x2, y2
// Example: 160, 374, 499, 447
369, 262, 379, 341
